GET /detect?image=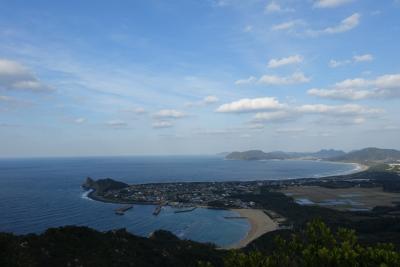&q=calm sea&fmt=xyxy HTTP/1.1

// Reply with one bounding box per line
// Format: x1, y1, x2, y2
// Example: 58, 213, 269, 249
0, 155, 358, 247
